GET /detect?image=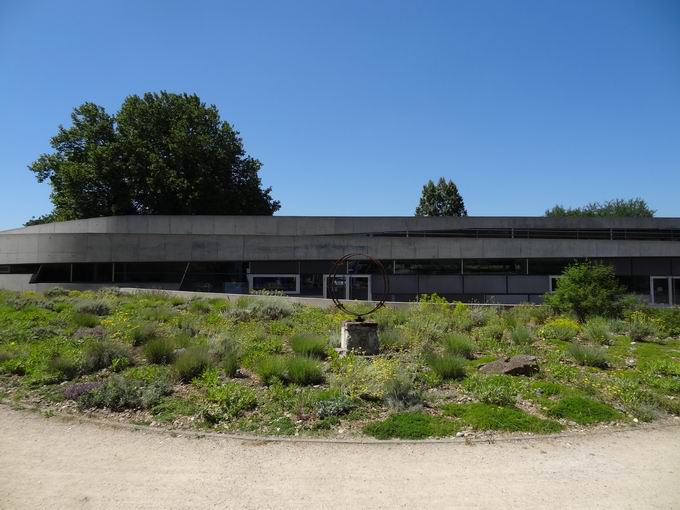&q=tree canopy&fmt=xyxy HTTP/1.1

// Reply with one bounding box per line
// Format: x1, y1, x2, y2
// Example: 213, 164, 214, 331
545, 198, 654, 218
27, 92, 280, 225
415, 178, 467, 217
